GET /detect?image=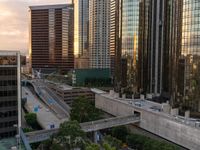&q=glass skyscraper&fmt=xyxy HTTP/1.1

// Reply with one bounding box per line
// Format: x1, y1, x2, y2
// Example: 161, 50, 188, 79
74, 0, 89, 57
172, 0, 200, 112
74, 0, 89, 68
121, 0, 140, 92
